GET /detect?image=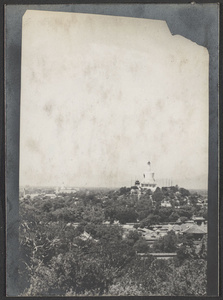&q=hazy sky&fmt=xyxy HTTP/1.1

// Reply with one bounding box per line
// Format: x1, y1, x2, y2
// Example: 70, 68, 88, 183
20, 10, 209, 189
